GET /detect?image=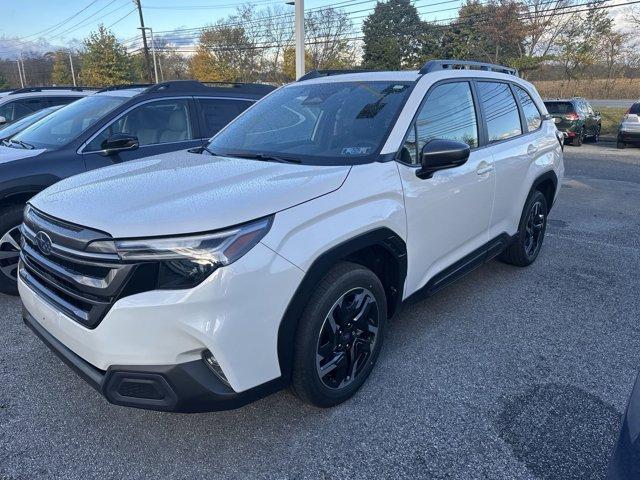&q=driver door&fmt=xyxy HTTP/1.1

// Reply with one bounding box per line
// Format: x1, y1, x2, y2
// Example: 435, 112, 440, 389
396, 81, 495, 296
82, 97, 201, 170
